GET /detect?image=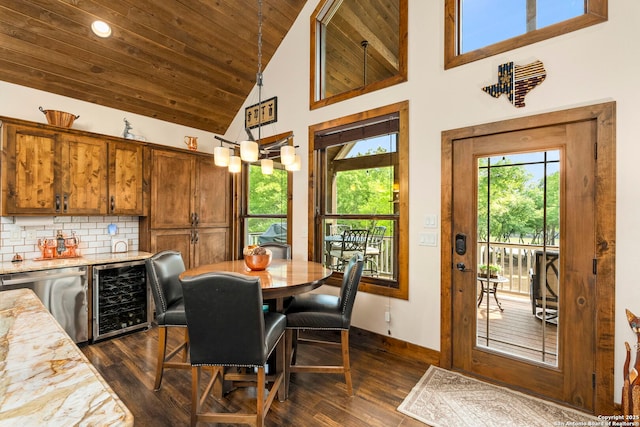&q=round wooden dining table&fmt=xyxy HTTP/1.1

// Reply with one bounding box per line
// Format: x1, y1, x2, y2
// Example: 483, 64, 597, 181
179, 258, 332, 401
180, 258, 333, 311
